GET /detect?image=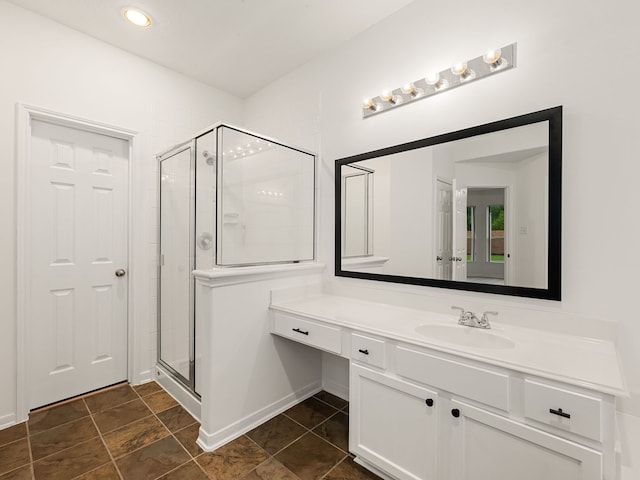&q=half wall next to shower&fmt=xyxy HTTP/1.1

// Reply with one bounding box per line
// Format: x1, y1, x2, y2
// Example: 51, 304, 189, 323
157, 124, 316, 397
